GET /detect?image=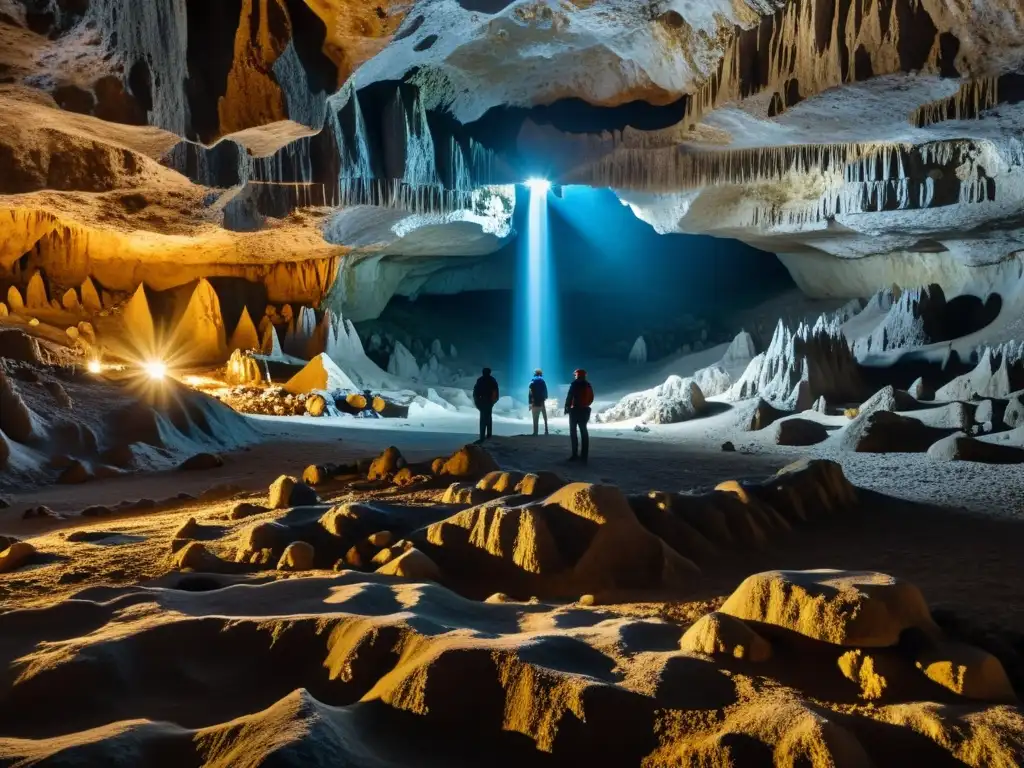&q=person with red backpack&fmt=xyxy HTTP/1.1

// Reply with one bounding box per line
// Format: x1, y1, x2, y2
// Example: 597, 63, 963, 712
564, 368, 594, 463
